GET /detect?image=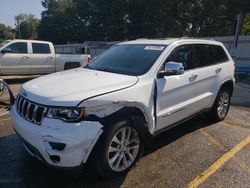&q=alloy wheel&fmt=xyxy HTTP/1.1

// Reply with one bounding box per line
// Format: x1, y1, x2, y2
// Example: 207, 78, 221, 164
217, 91, 230, 119
108, 126, 140, 172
